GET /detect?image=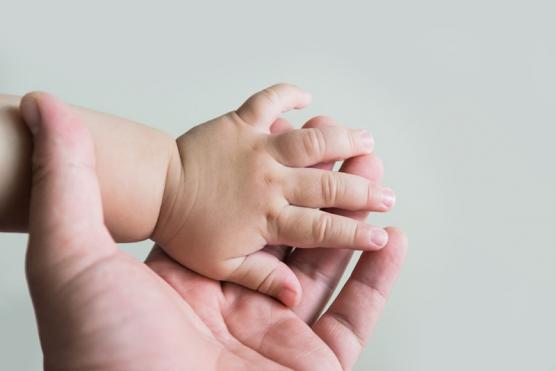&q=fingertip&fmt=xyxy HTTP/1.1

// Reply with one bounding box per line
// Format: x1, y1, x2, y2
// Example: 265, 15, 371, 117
377, 227, 408, 272
380, 187, 397, 210
353, 129, 375, 153
385, 227, 409, 251
293, 91, 312, 110
277, 279, 302, 307
368, 227, 389, 249
277, 286, 299, 307
281, 83, 311, 108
